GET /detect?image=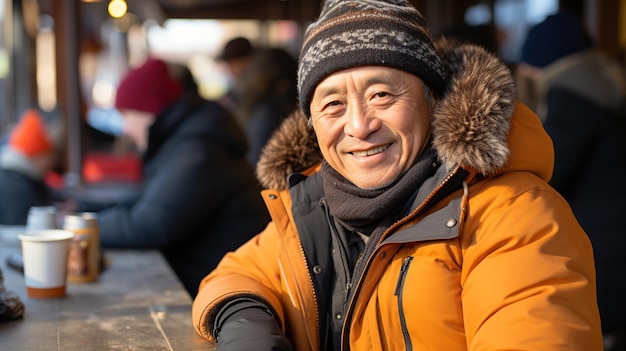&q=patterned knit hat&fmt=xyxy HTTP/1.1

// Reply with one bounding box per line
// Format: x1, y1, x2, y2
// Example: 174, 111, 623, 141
9, 109, 53, 158
115, 58, 183, 115
297, 0, 449, 118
